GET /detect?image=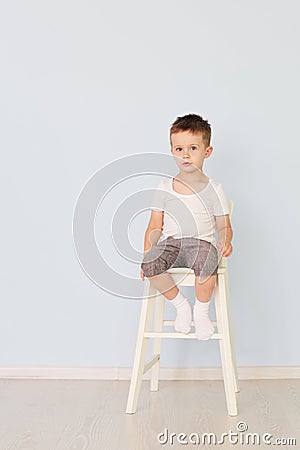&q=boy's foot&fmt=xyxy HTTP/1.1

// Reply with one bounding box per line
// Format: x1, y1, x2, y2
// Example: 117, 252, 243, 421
193, 299, 215, 340
170, 291, 192, 334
